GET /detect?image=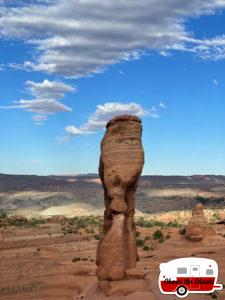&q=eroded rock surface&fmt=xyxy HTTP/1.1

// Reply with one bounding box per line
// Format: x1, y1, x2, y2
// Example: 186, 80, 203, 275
96, 115, 144, 280
185, 203, 215, 242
